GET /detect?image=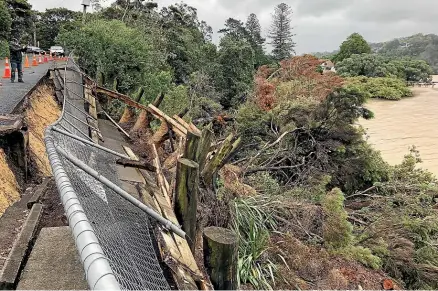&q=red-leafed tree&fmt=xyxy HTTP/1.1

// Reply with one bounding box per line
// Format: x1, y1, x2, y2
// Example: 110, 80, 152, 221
254, 55, 344, 111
